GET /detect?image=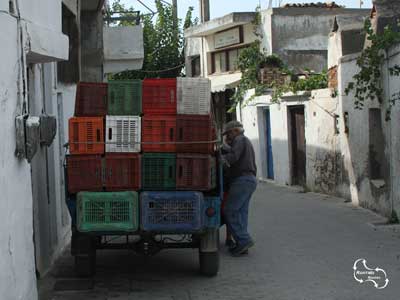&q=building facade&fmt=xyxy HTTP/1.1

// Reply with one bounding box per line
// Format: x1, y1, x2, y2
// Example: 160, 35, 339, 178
184, 6, 370, 134
237, 2, 400, 219
0, 1, 143, 299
